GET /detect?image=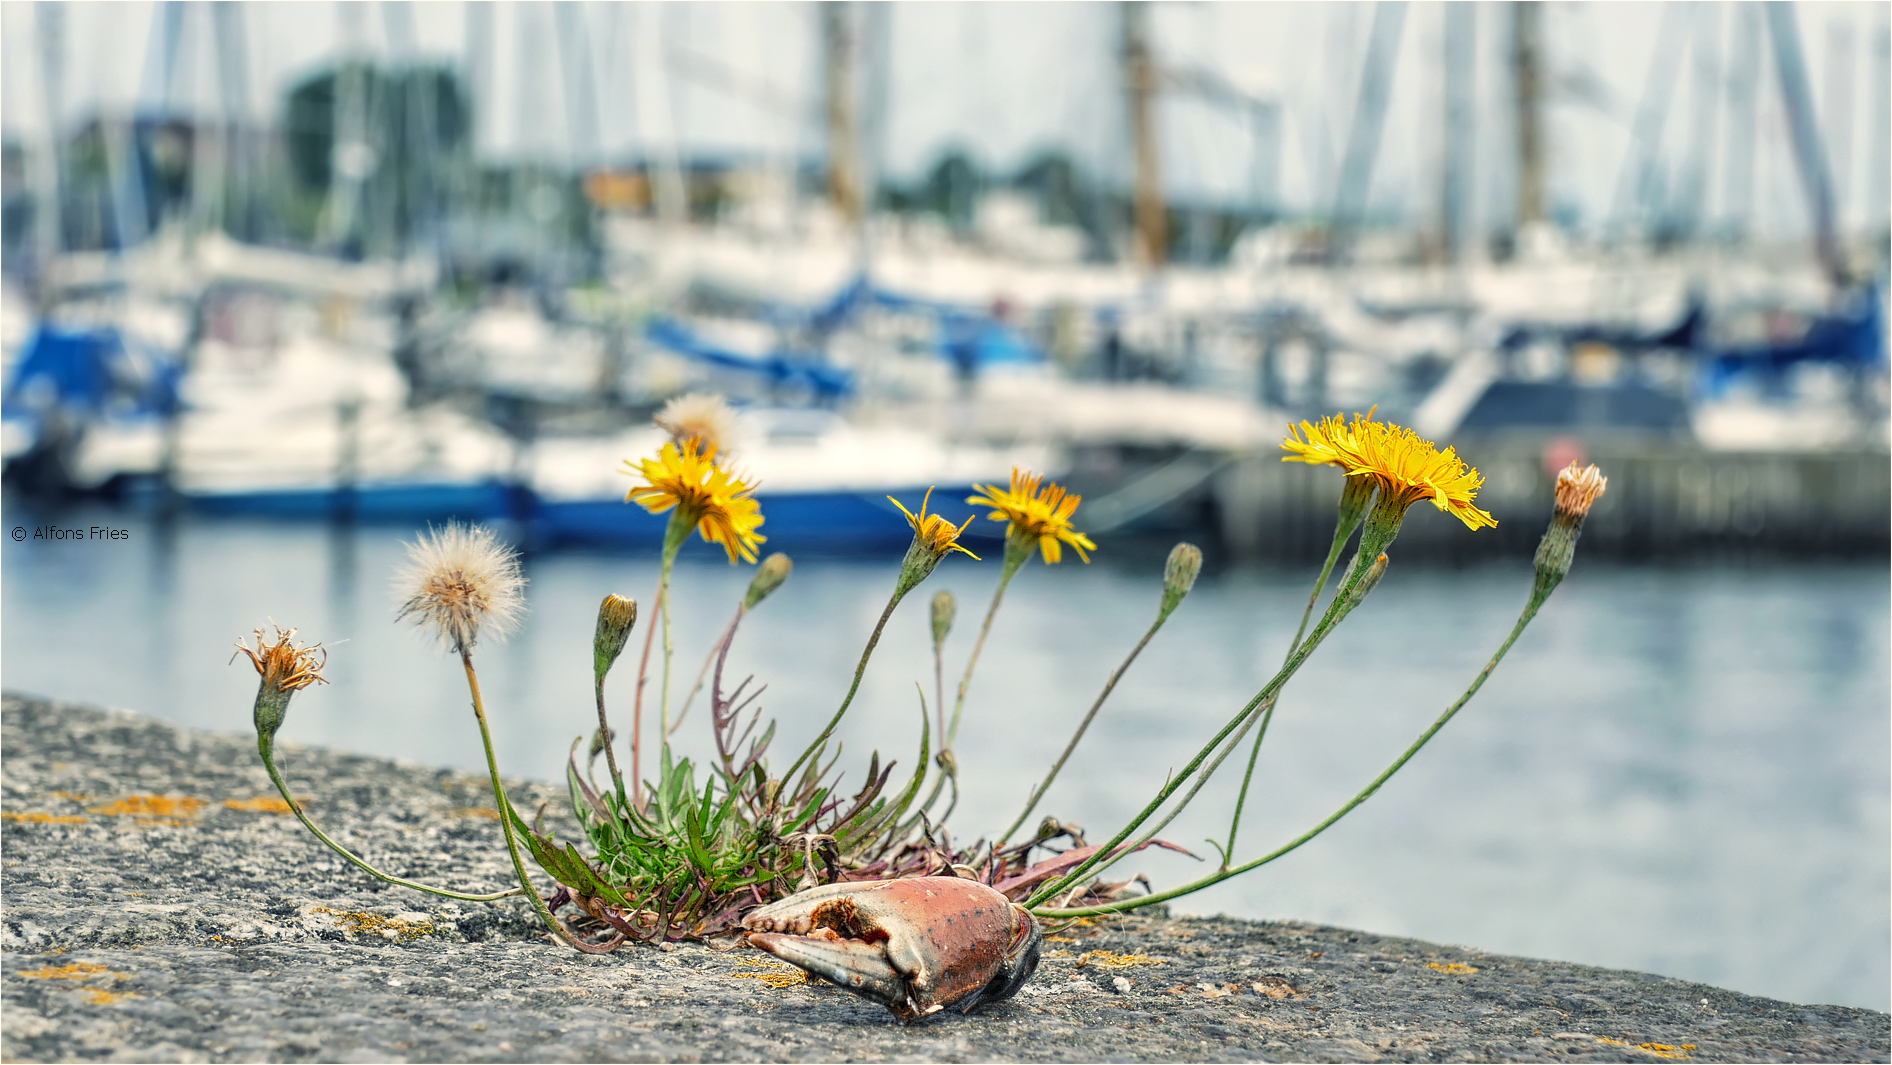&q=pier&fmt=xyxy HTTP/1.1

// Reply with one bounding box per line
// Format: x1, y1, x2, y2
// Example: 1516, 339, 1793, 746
1212, 440, 1891, 563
